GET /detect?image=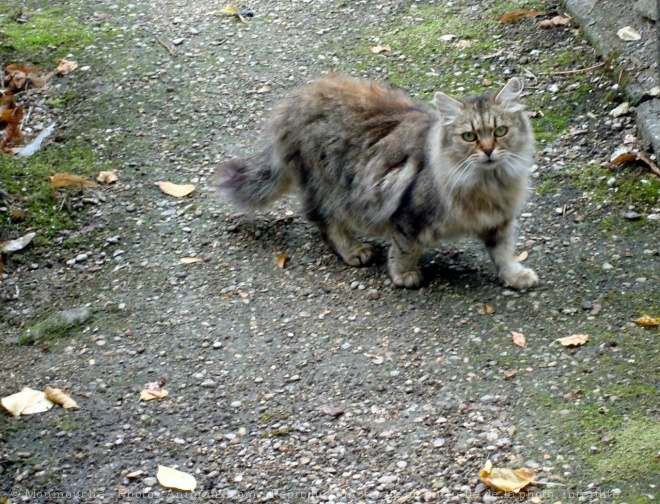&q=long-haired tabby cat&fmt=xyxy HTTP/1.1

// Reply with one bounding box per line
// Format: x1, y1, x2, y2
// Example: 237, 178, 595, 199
216, 75, 538, 289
